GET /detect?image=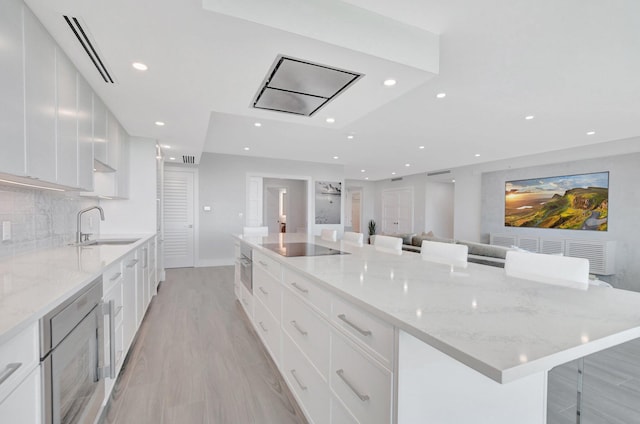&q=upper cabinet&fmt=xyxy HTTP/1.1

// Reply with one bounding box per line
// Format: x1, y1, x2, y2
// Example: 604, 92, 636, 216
77, 76, 94, 191
56, 50, 79, 188
0, 0, 26, 177
24, 6, 57, 183
0, 0, 128, 195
